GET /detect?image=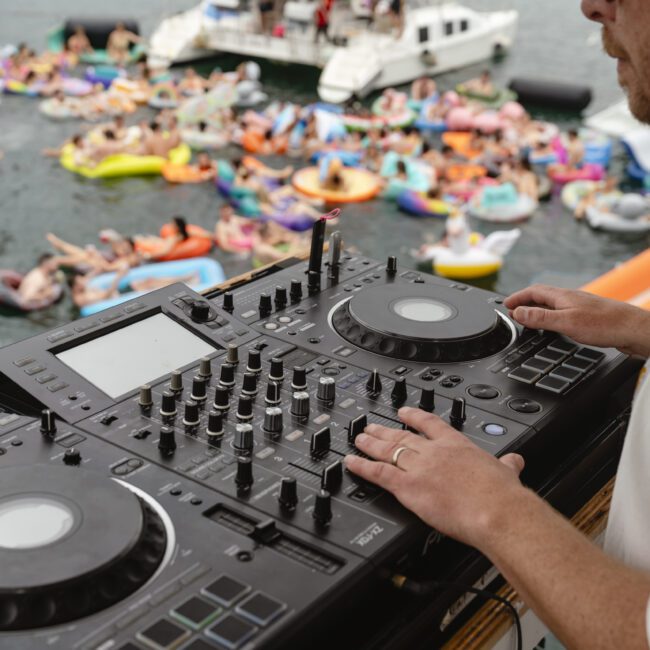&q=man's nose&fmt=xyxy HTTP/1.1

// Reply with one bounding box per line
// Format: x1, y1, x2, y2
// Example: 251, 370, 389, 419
581, 0, 617, 23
